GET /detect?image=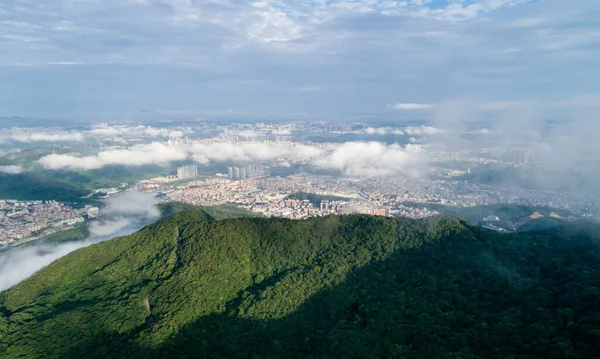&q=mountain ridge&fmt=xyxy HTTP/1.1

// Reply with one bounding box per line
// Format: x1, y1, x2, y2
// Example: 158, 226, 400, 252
1, 210, 599, 358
